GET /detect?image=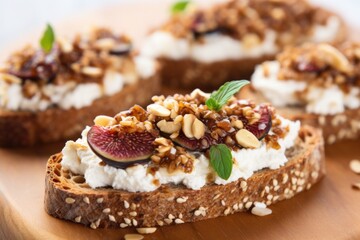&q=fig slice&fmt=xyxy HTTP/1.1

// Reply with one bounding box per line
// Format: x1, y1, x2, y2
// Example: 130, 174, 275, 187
87, 125, 156, 168
245, 105, 272, 140
173, 132, 219, 151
